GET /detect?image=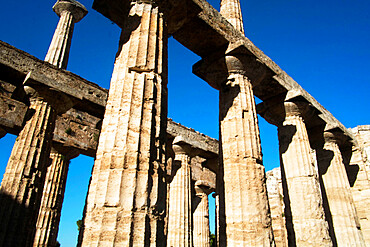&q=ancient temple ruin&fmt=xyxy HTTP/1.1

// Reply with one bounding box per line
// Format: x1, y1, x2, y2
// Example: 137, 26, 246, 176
0, 0, 369, 246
